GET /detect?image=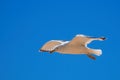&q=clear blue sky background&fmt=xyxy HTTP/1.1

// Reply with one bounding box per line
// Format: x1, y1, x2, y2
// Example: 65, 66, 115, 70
0, 0, 120, 80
